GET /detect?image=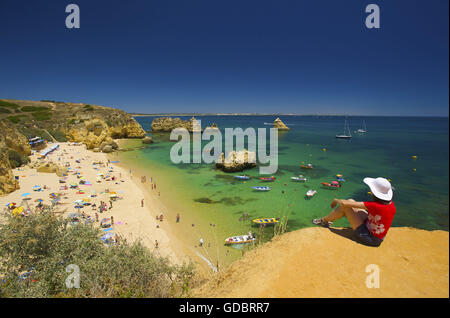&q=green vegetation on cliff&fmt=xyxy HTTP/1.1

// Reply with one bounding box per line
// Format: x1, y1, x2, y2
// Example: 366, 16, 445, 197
0, 208, 196, 298
7, 149, 30, 169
